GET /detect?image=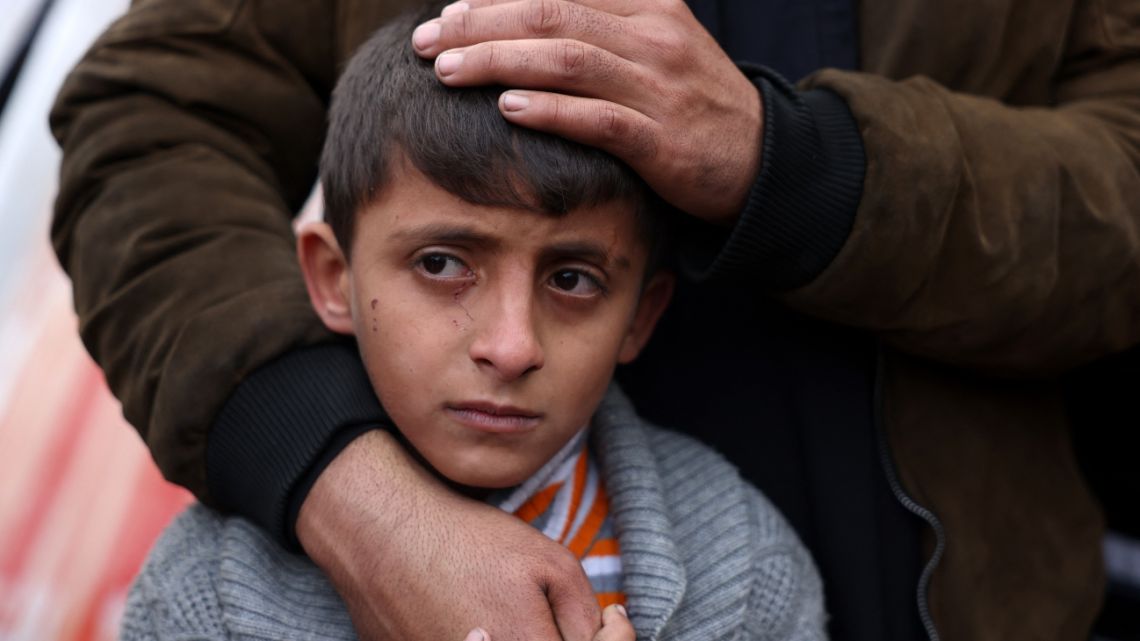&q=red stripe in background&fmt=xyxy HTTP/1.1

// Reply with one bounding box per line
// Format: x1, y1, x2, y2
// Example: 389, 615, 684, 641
1, 363, 105, 581
73, 460, 191, 641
